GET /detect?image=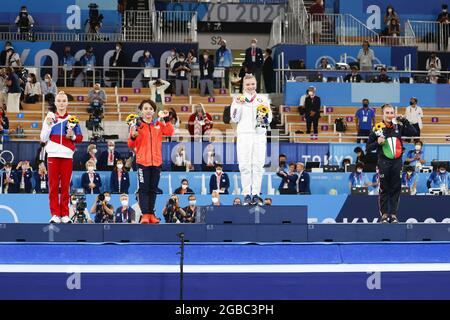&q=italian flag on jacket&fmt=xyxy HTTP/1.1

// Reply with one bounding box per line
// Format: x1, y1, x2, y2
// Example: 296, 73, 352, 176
382, 137, 402, 159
